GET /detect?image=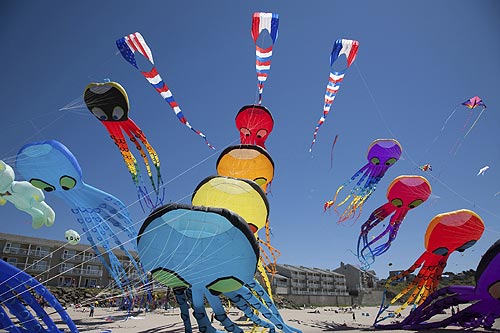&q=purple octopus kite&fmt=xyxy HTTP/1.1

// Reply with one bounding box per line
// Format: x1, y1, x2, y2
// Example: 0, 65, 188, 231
325, 138, 402, 223
376, 238, 500, 330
